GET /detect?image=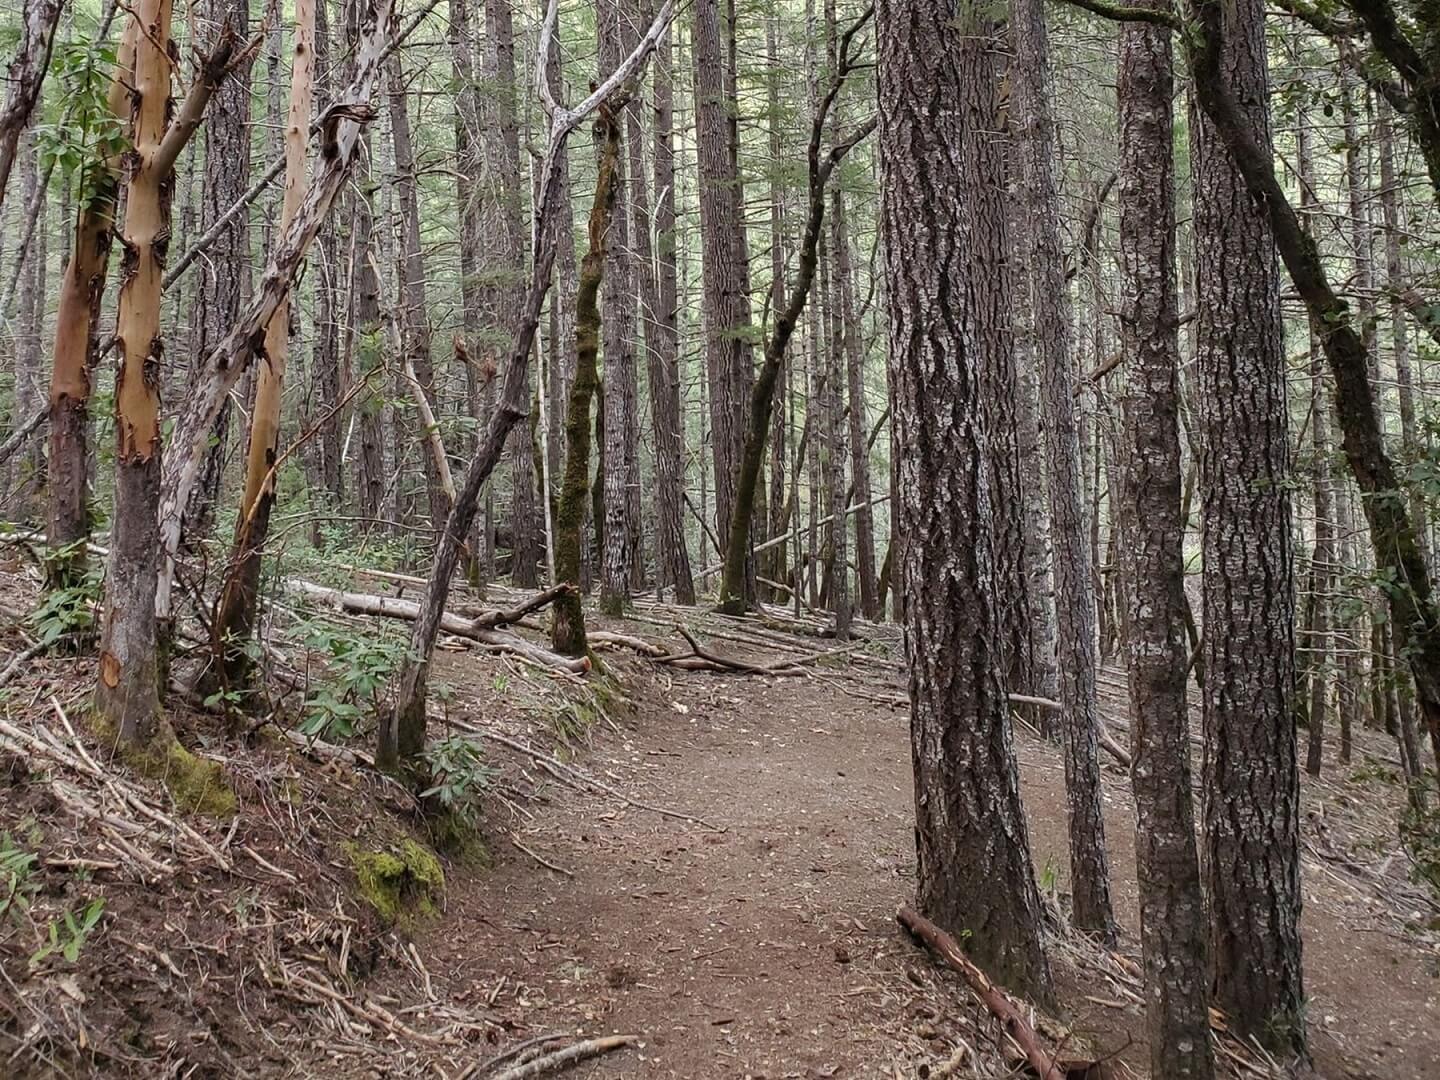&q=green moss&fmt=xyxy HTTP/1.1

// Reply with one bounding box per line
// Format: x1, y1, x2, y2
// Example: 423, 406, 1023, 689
346, 839, 445, 925
423, 808, 491, 864
87, 710, 237, 818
